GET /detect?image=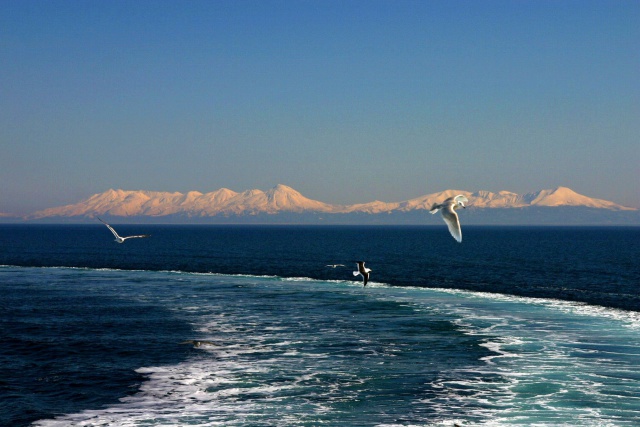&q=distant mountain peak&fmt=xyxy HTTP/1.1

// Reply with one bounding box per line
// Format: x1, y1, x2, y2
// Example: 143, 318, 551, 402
271, 183, 296, 191
23, 184, 635, 221
524, 186, 627, 209
263, 184, 334, 212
